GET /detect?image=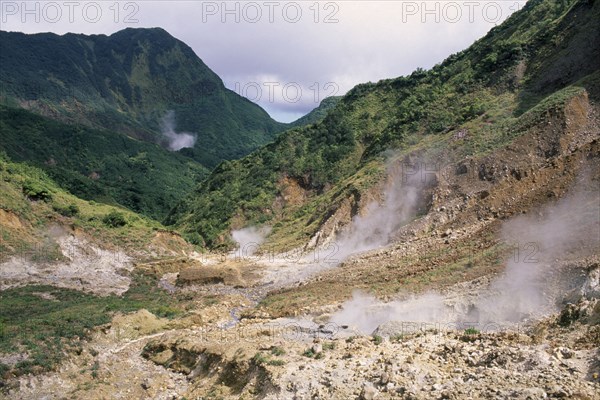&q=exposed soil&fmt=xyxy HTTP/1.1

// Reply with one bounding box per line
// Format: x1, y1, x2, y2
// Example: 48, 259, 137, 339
2, 92, 599, 399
